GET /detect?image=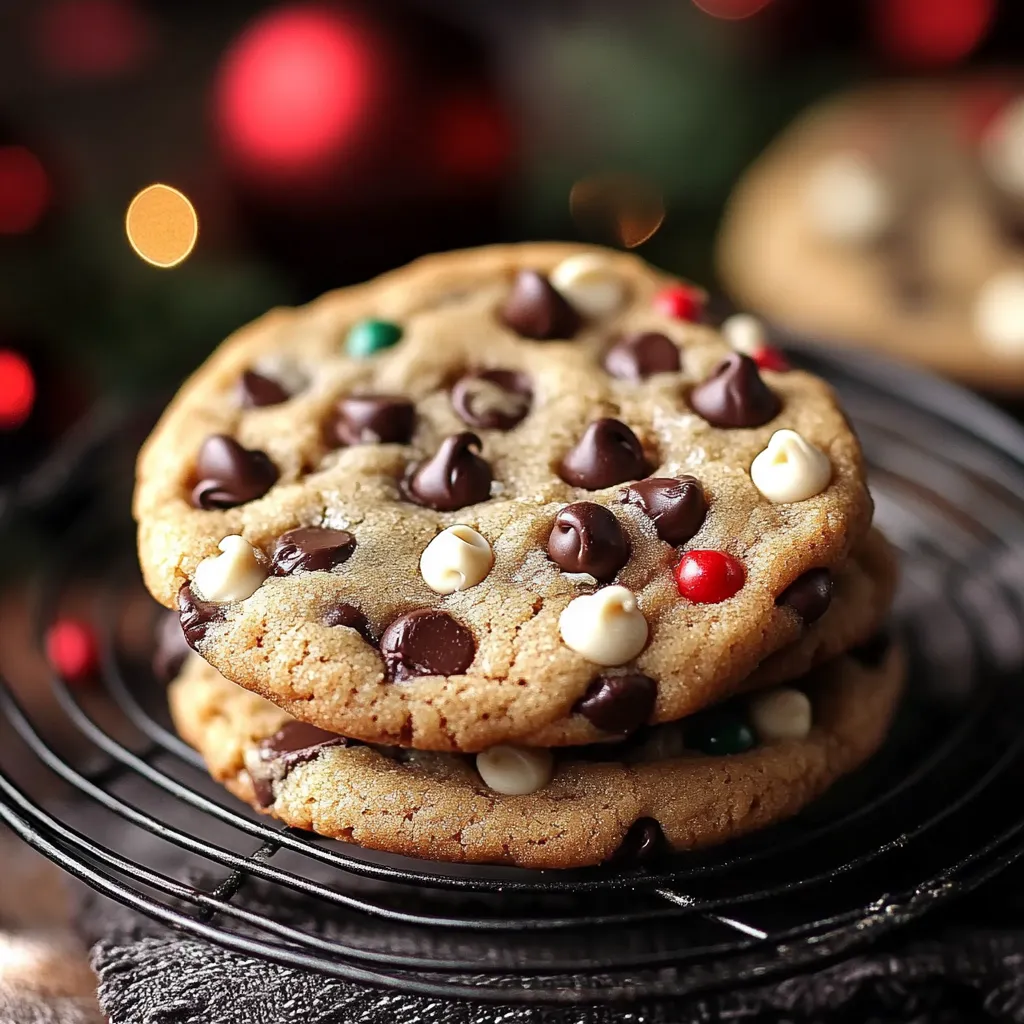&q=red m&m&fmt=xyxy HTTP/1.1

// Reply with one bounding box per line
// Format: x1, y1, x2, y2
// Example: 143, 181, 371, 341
675, 550, 745, 604
752, 345, 790, 373
653, 285, 703, 323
